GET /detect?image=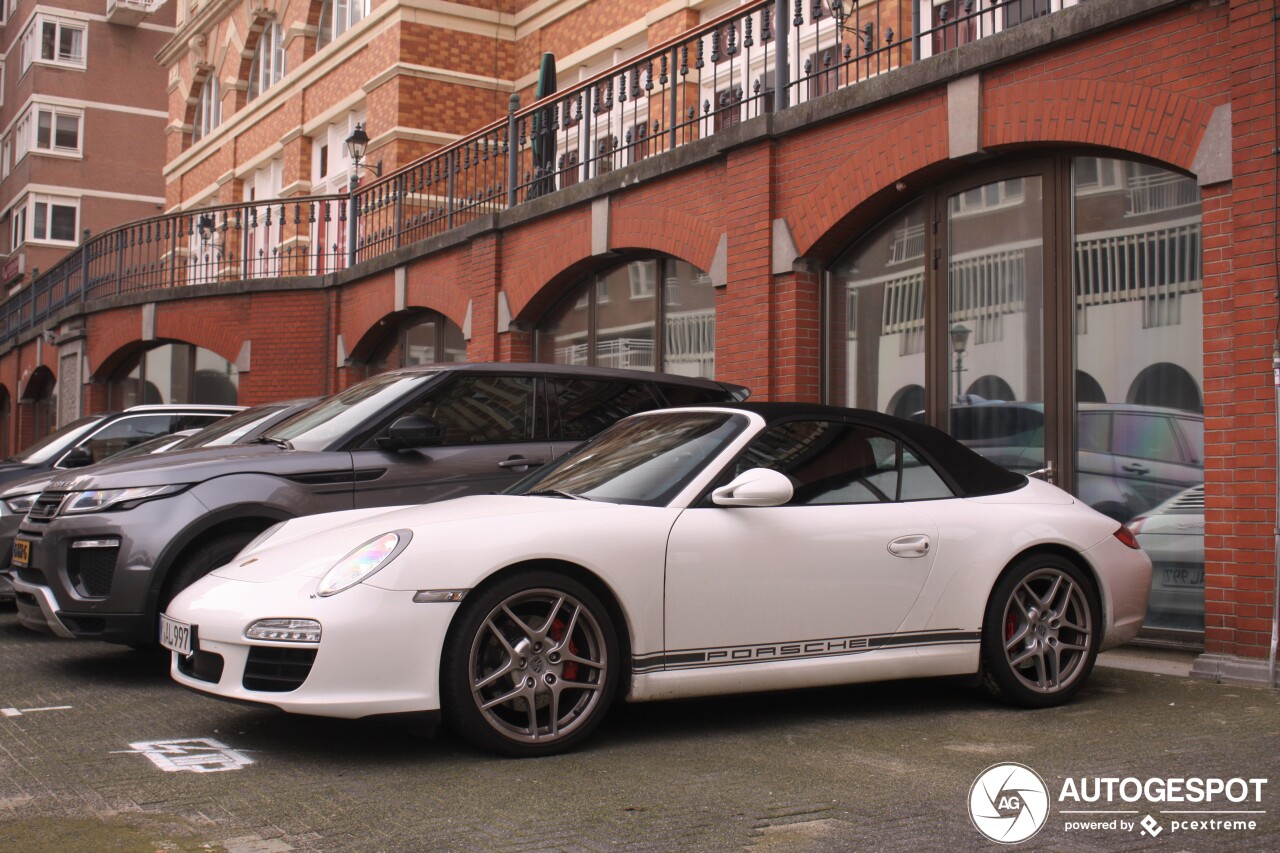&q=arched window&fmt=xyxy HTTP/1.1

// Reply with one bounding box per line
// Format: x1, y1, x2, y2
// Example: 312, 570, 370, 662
107, 343, 238, 408
364, 311, 467, 377
317, 0, 368, 50
247, 19, 285, 102
536, 257, 716, 378
193, 76, 221, 142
